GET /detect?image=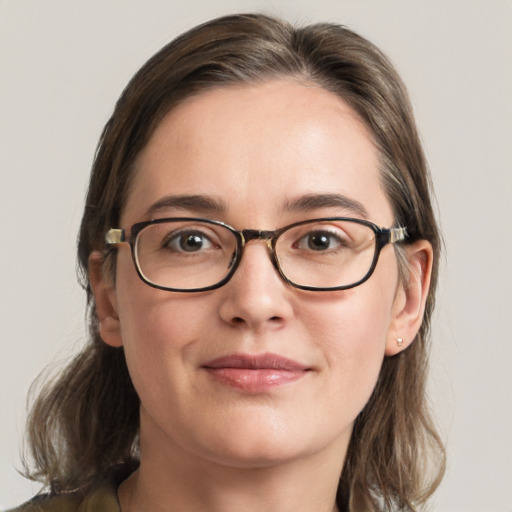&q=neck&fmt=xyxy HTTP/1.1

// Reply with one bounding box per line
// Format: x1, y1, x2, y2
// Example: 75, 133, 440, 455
119, 412, 347, 512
